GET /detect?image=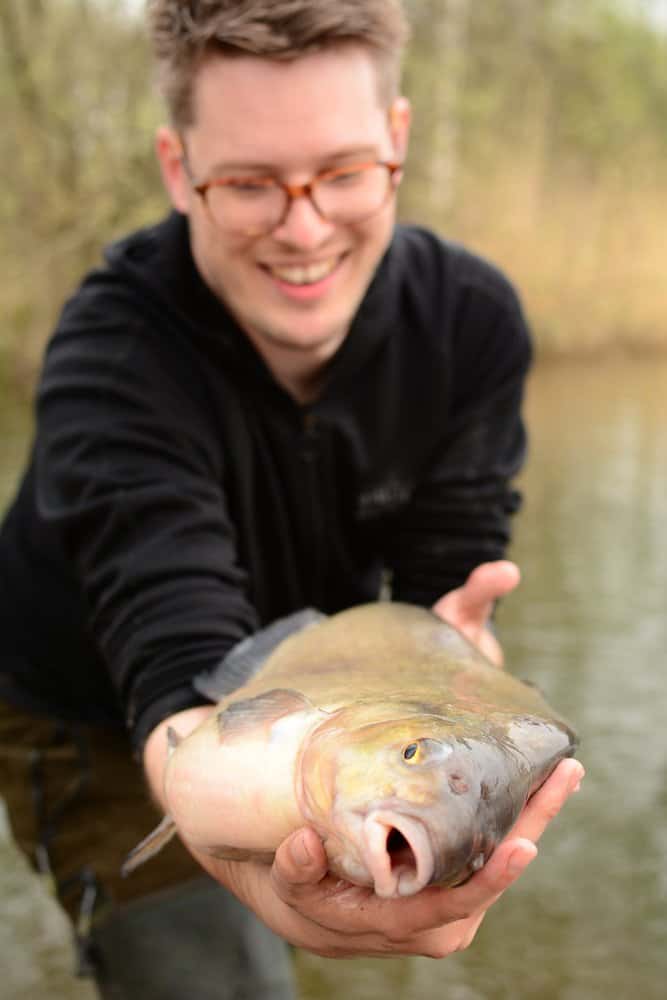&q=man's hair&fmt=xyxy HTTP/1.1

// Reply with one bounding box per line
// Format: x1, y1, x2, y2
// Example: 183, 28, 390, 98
146, 0, 410, 129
